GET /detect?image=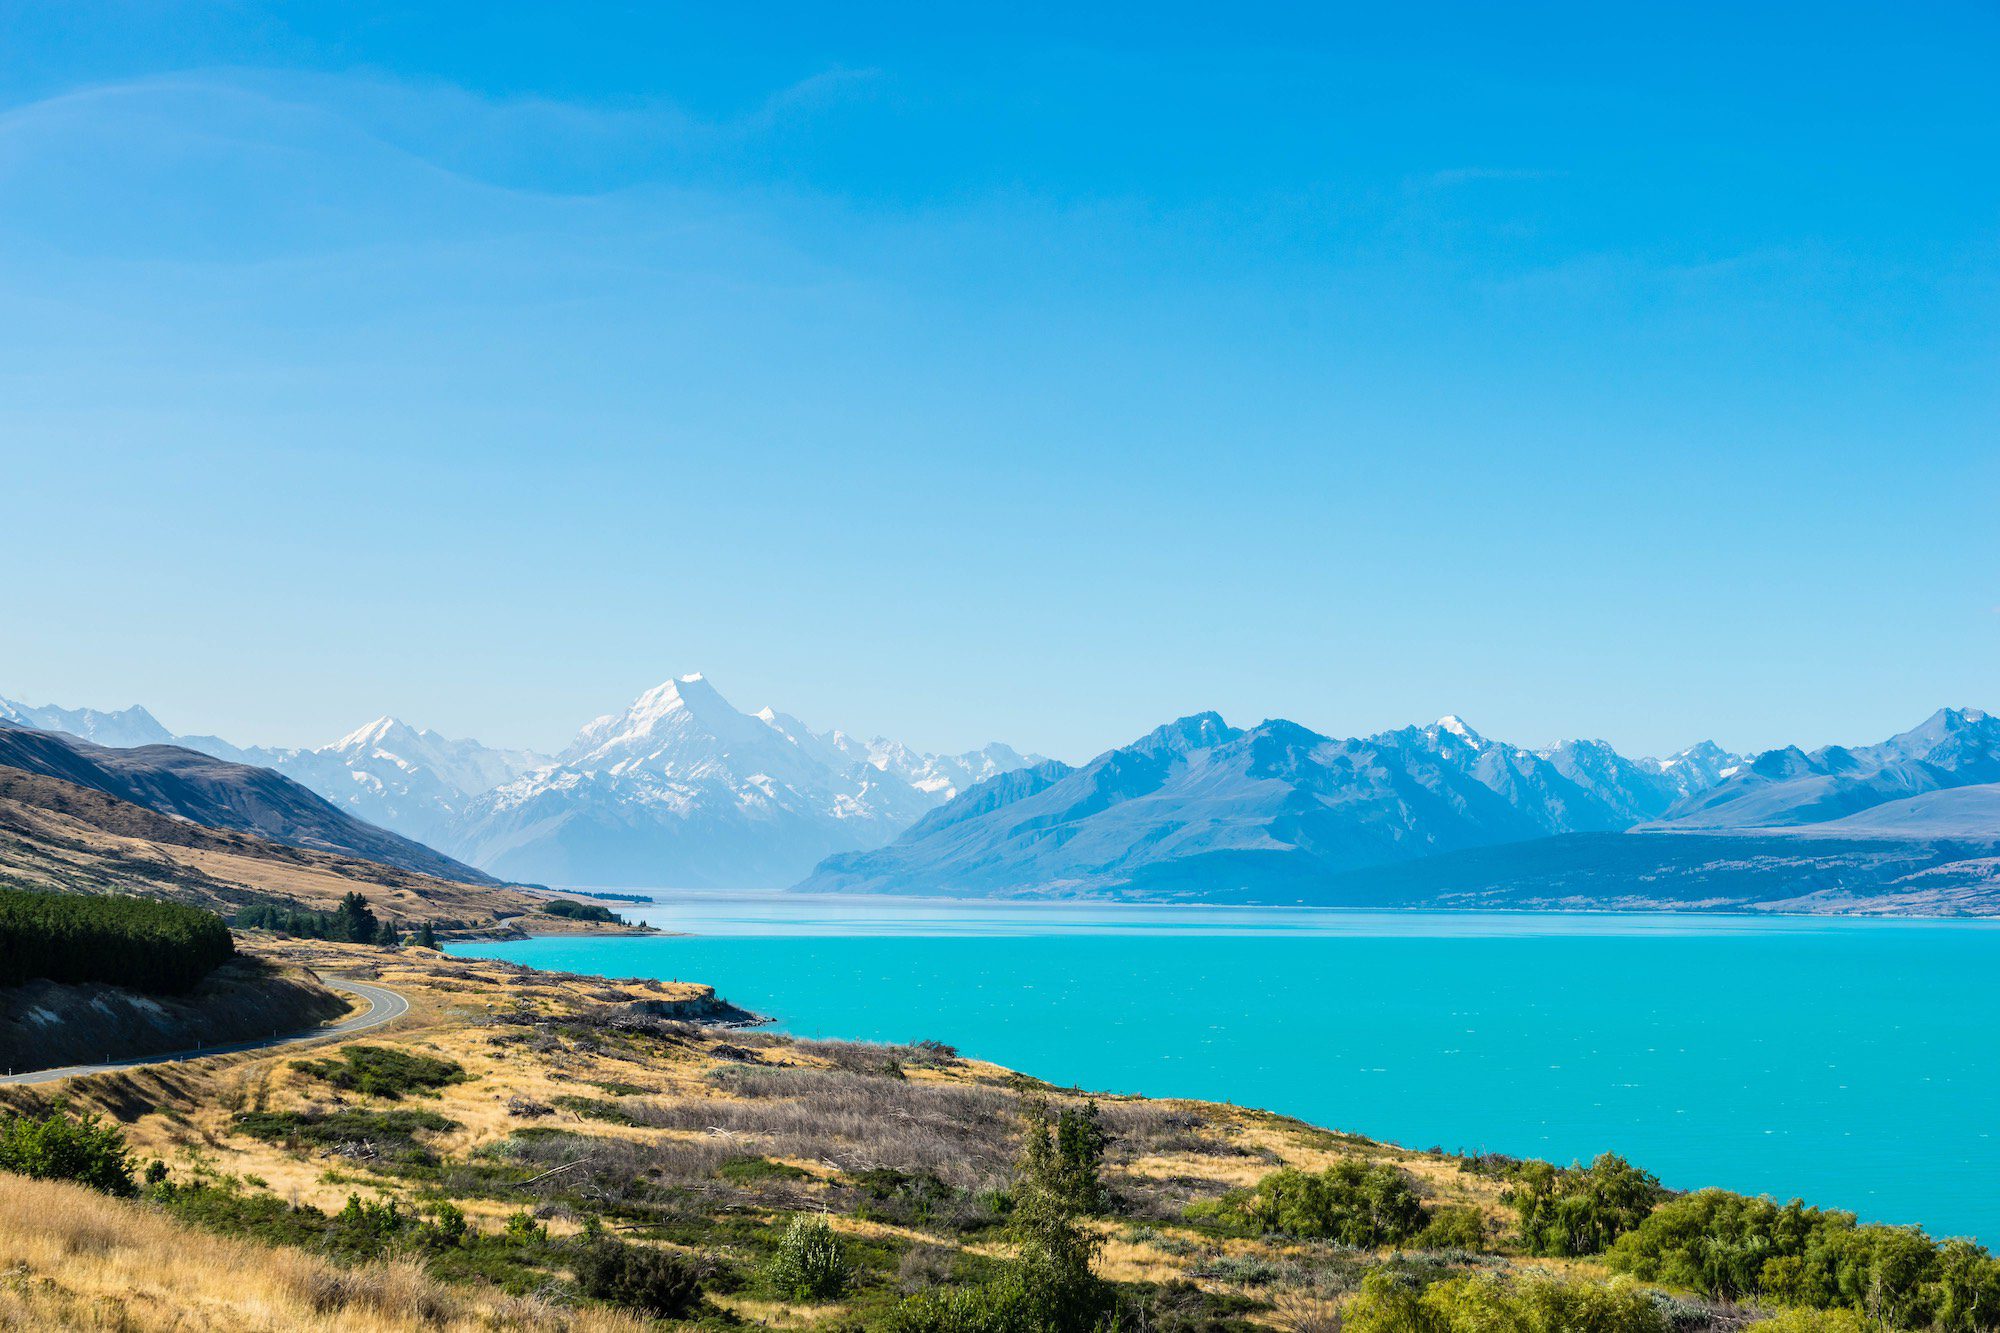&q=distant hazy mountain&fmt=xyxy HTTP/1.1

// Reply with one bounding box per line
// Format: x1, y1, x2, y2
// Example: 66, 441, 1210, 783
0, 721, 492, 882
799, 712, 1745, 898
0, 698, 179, 750
0, 692, 547, 845
446, 675, 1044, 888
1648, 708, 2000, 837
0, 682, 1042, 888
248, 718, 550, 847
